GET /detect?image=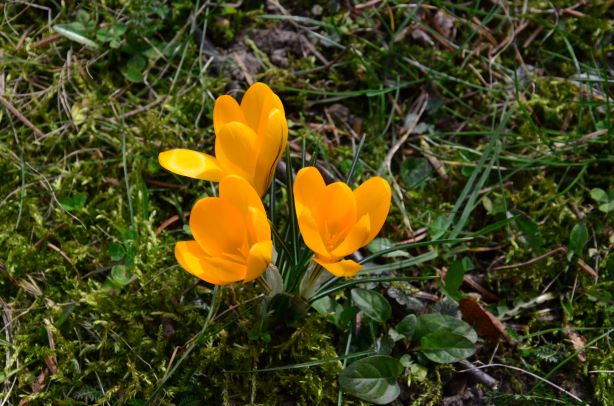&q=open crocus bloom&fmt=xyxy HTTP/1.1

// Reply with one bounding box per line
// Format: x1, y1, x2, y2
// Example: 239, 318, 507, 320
293, 167, 391, 277
159, 82, 288, 196
174, 175, 272, 285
